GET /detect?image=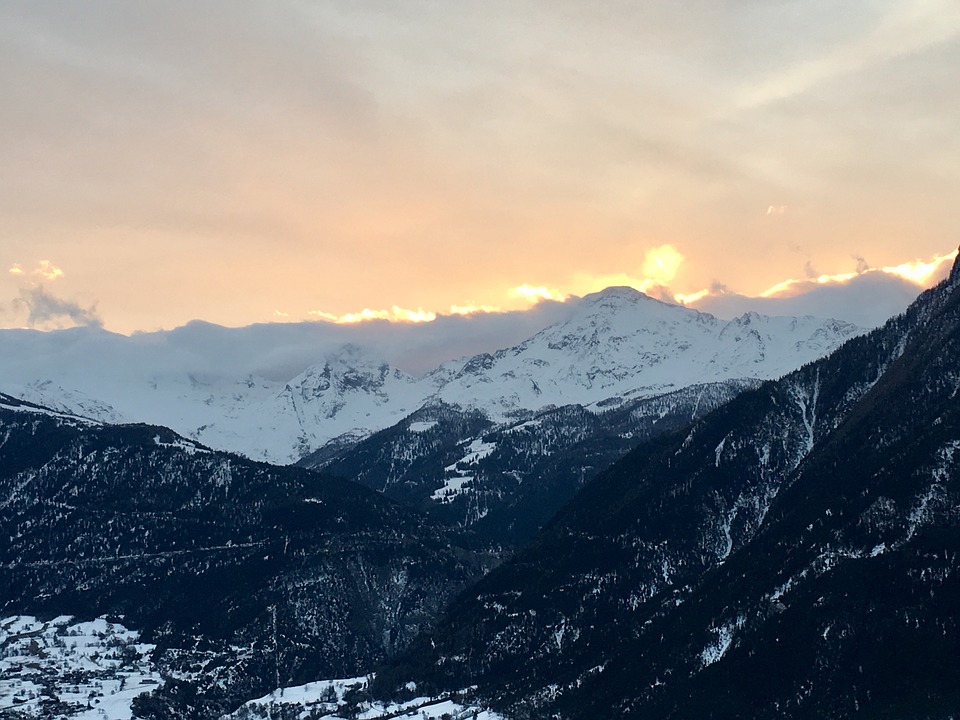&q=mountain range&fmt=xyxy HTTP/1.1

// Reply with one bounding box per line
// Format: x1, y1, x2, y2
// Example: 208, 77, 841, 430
1, 289, 864, 553
0, 288, 861, 465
